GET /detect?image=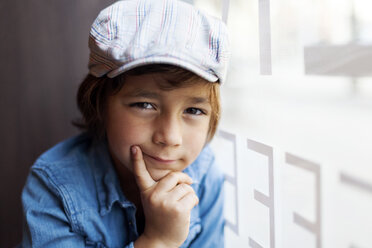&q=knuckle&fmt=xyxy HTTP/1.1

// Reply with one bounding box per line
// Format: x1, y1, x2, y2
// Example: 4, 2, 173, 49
186, 192, 199, 207
186, 183, 194, 191
179, 183, 187, 190
166, 171, 181, 182
161, 199, 174, 210
169, 171, 179, 179
172, 204, 185, 216
193, 194, 199, 204
160, 199, 167, 207
165, 172, 175, 180
180, 183, 192, 193
148, 193, 159, 205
